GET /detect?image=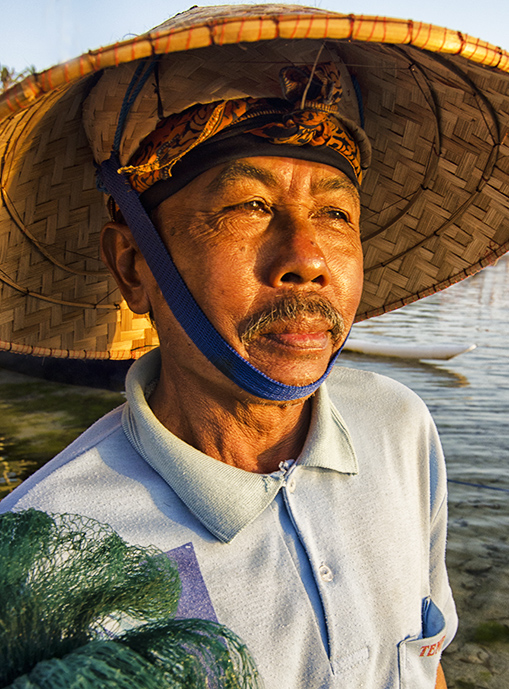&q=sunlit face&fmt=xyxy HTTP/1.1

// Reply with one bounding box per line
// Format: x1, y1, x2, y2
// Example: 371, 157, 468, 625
149, 156, 364, 392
